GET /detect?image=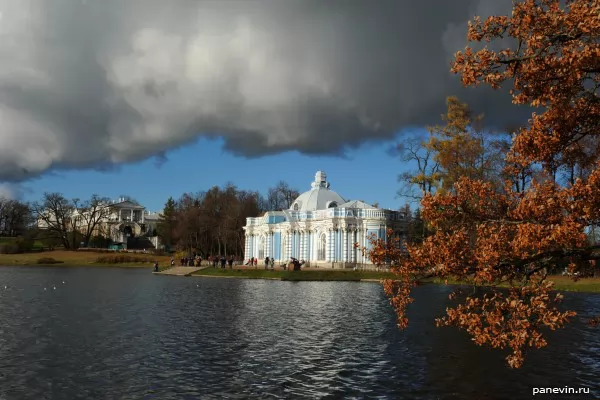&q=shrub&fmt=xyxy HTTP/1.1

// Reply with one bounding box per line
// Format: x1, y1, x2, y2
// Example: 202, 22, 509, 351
0, 237, 34, 254
16, 237, 34, 252
150, 248, 166, 256
37, 257, 64, 264
95, 255, 154, 264
77, 248, 114, 253
0, 243, 19, 254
